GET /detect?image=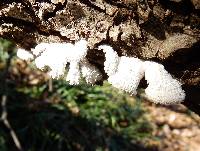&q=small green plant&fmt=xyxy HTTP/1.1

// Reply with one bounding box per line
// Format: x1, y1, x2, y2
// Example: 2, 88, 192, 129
0, 38, 15, 63
0, 39, 154, 151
